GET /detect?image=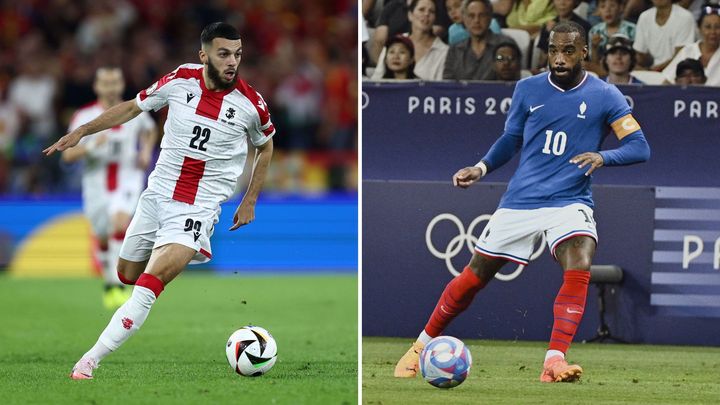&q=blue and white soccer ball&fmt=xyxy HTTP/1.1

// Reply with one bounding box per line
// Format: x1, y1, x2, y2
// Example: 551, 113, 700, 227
226, 325, 278, 376
419, 336, 472, 388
